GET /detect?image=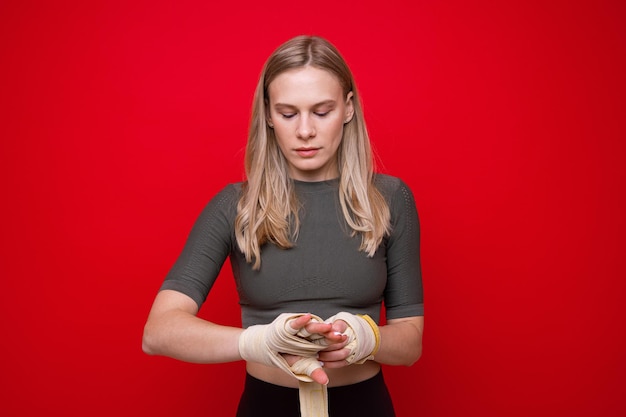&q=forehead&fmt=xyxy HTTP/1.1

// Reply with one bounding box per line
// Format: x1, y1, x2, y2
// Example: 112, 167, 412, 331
267, 66, 344, 104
